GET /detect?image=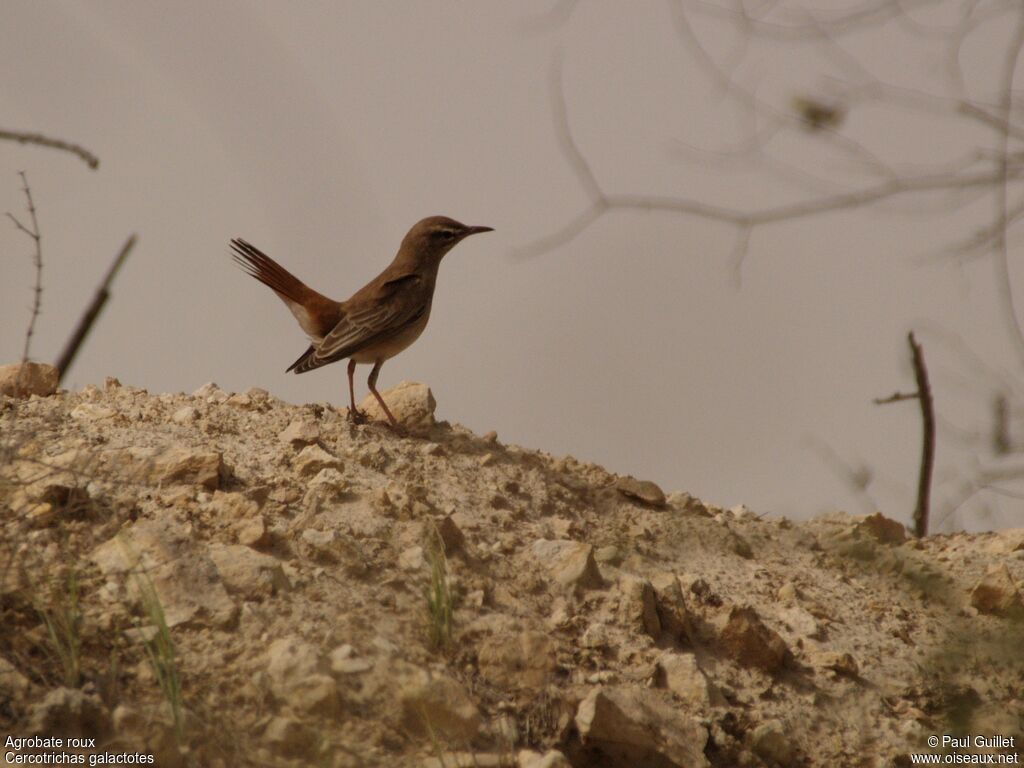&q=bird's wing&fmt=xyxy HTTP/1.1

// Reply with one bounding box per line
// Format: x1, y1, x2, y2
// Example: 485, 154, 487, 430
291, 273, 426, 372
